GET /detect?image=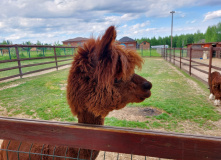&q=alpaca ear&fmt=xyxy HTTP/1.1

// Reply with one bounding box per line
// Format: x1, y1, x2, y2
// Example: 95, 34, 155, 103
97, 26, 116, 60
